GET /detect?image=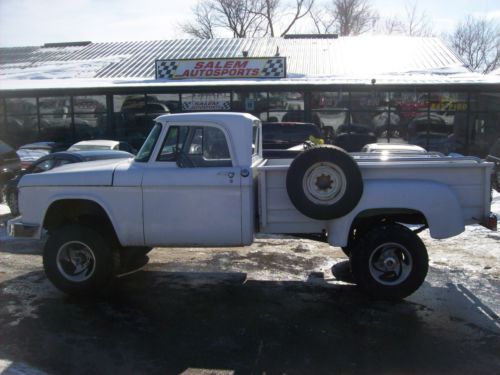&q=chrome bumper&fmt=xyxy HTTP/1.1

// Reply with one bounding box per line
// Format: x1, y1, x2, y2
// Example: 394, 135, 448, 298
7, 217, 39, 238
